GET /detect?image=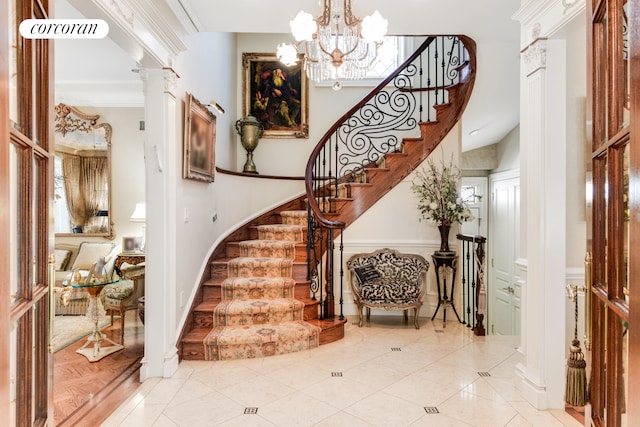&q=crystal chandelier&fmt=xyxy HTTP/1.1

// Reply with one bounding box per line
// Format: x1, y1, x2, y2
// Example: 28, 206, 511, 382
276, 0, 396, 90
